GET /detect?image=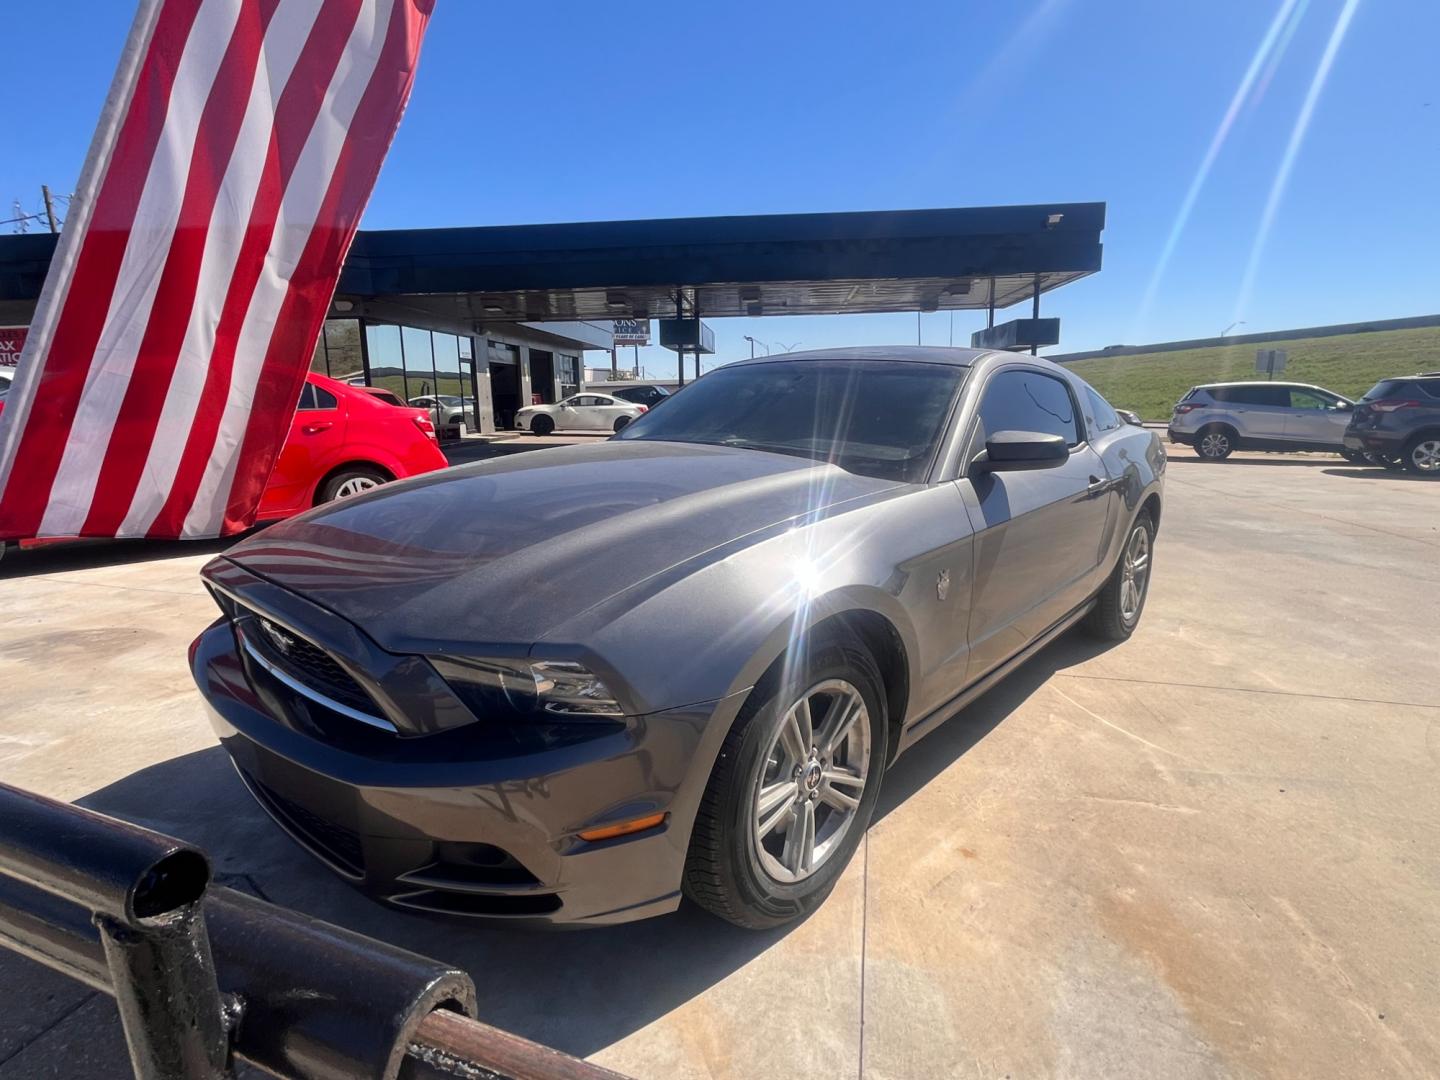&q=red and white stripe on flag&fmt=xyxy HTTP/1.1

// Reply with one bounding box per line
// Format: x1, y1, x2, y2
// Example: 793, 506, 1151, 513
0, 0, 433, 540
